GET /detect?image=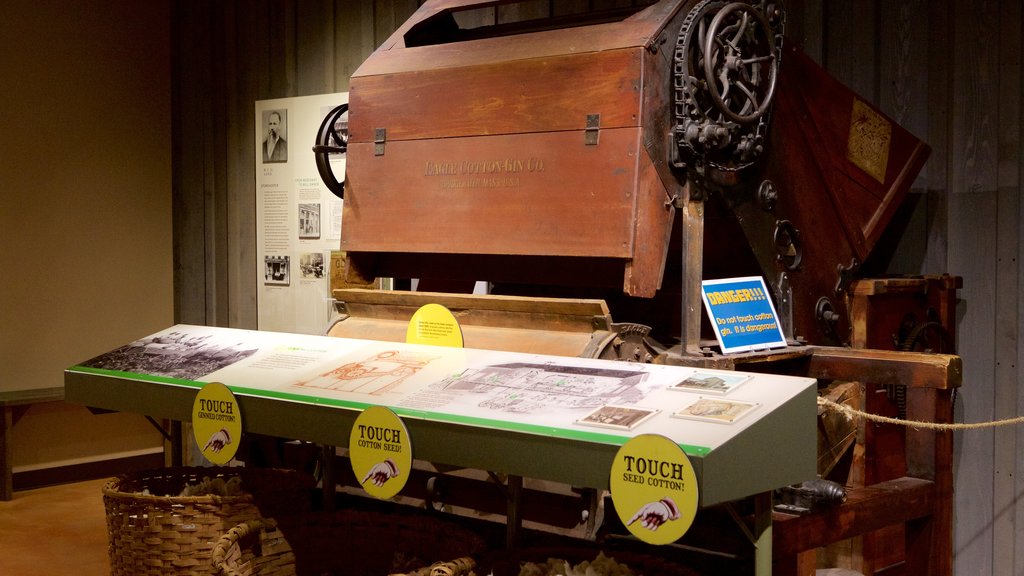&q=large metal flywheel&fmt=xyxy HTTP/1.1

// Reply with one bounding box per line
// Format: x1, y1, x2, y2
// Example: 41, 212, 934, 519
673, 1, 785, 182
